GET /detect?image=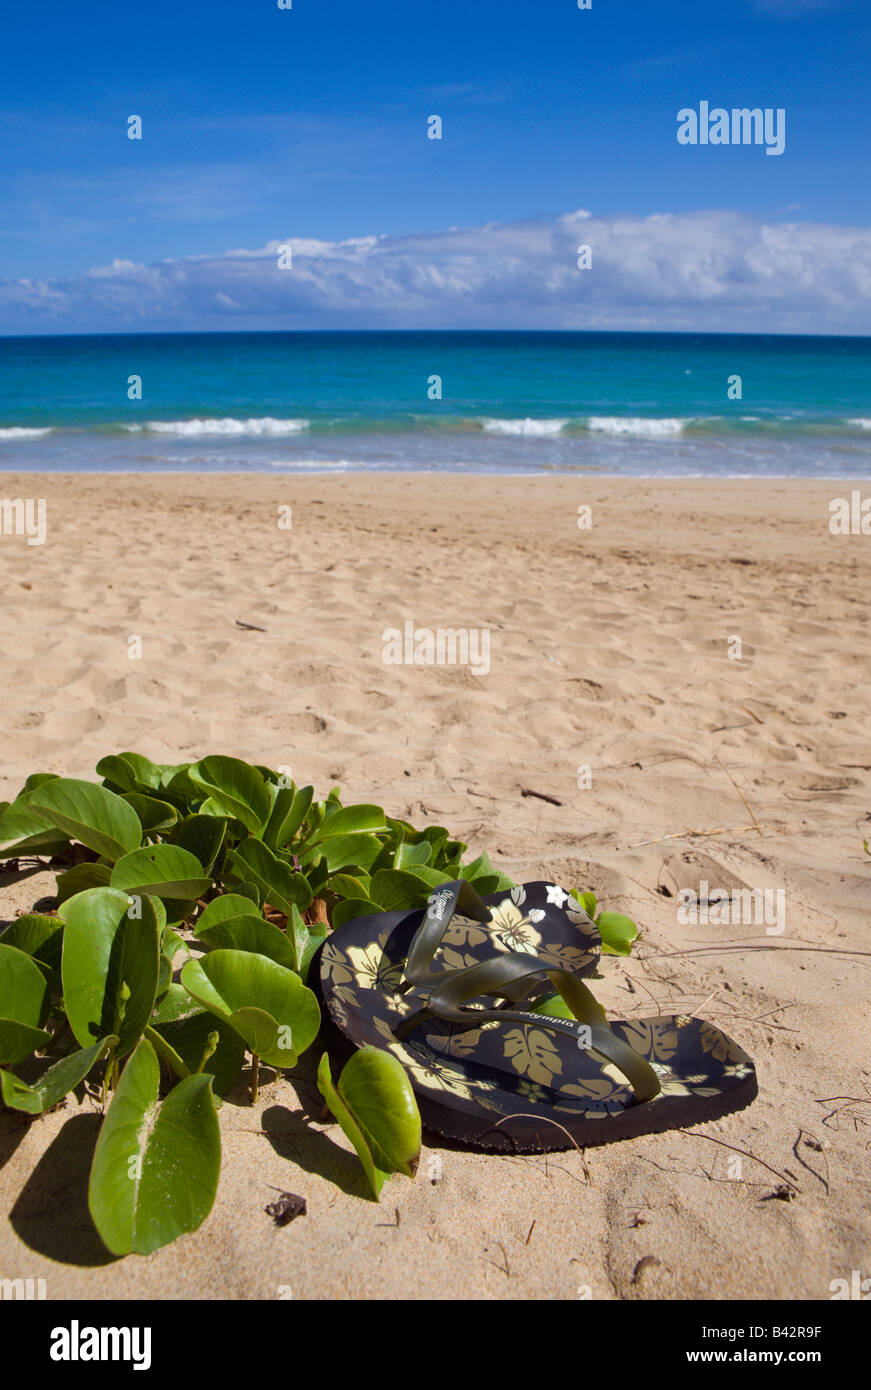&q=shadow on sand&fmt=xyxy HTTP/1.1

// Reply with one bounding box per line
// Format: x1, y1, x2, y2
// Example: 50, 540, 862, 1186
9, 1112, 116, 1267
